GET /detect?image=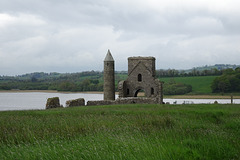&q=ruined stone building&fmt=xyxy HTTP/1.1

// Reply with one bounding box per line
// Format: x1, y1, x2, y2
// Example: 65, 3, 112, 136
118, 57, 163, 104
102, 50, 163, 104
47, 50, 163, 108
87, 50, 163, 106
